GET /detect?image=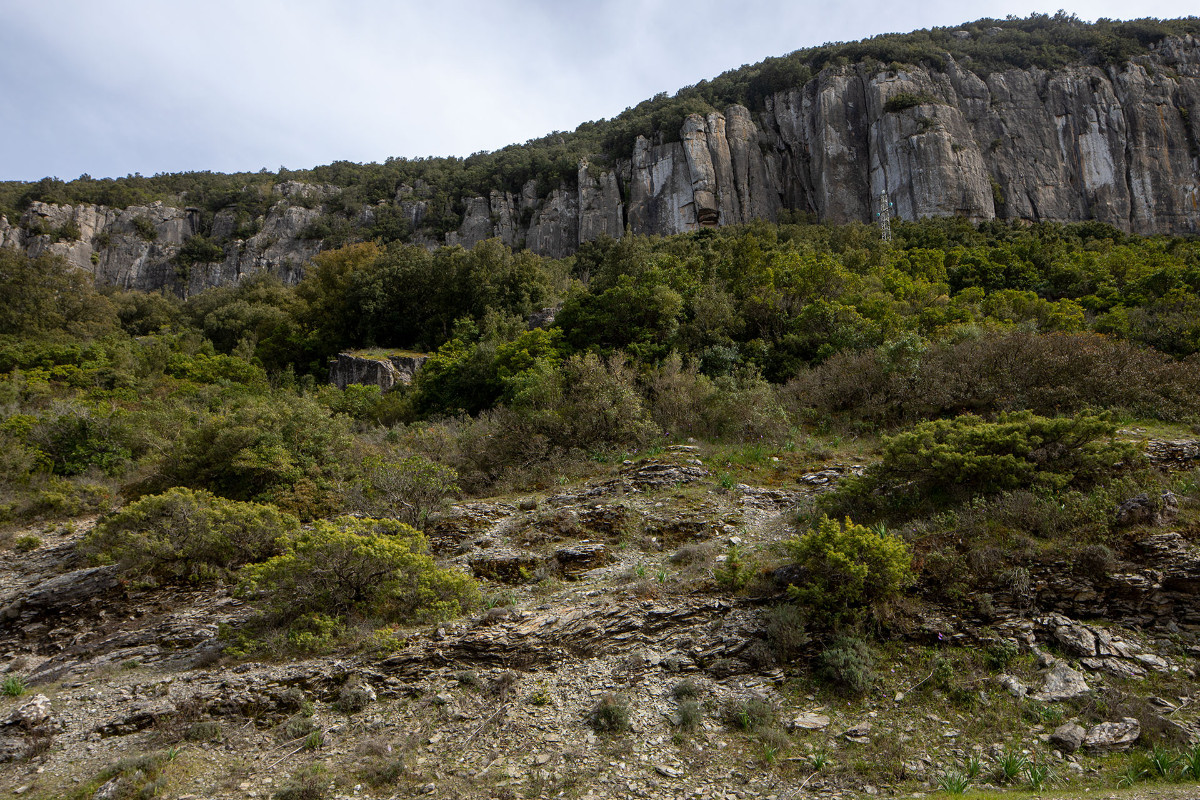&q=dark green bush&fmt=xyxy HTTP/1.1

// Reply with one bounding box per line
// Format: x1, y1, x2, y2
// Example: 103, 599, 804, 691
82, 488, 297, 583
239, 516, 479, 626
175, 234, 225, 268
884, 92, 939, 112
825, 411, 1137, 520
131, 217, 158, 241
